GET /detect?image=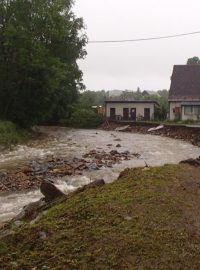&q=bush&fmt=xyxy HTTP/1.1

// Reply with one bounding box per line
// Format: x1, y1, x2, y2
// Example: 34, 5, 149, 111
0, 121, 26, 147
68, 108, 104, 128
